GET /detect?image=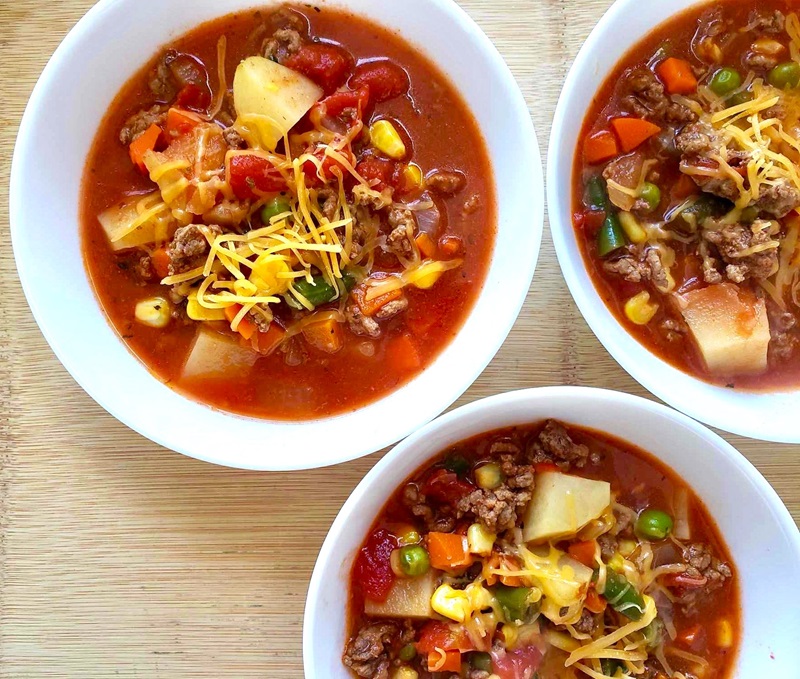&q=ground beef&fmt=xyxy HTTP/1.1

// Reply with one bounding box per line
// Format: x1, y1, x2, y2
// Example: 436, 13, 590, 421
646, 248, 670, 291
755, 179, 800, 218
386, 208, 417, 259
748, 8, 785, 34
343, 622, 398, 679
675, 121, 722, 157
527, 420, 592, 469
402, 483, 455, 533
598, 534, 618, 561
467, 671, 491, 679
149, 56, 177, 101
456, 453, 534, 534
572, 609, 600, 635
353, 184, 394, 211
134, 255, 155, 282
661, 317, 688, 342
315, 187, 338, 221
203, 200, 251, 229
743, 50, 779, 70
463, 193, 481, 215
119, 105, 168, 145
702, 220, 780, 282
374, 297, 409, 321
263, 27, 303, 61
620, 67, 697, 125
345, 303, 381, 339
426, 170, 466, 195
603, 249, 668, 288
673, 543, 733, 613
167, 225, 220, 275
222, 126, 246, 149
